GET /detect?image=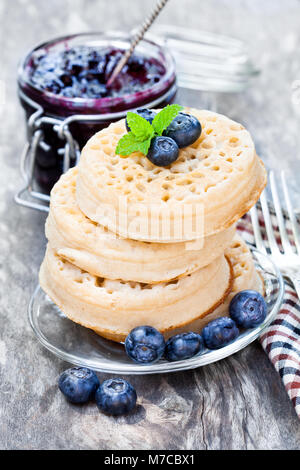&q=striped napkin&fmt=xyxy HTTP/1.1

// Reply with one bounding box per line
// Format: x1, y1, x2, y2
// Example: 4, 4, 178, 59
237, 208, 300, 418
